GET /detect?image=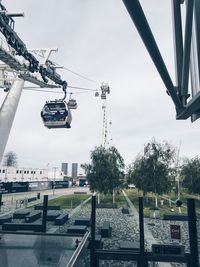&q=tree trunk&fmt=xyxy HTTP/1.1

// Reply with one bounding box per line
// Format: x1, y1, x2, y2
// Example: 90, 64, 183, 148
112, 189, 115, 204
178, 207, 182, 214
155, 194, 158, 208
